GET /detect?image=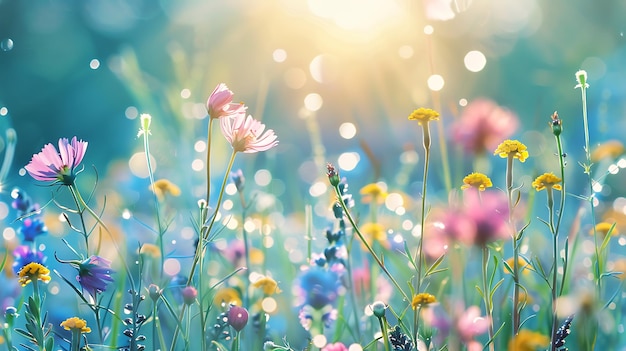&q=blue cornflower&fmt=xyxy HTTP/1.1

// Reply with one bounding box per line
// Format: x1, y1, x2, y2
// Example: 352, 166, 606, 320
296, 268, 341, 310
76, 255, 115, 297
18, 217, 48, 242
12, 245, 46, 275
